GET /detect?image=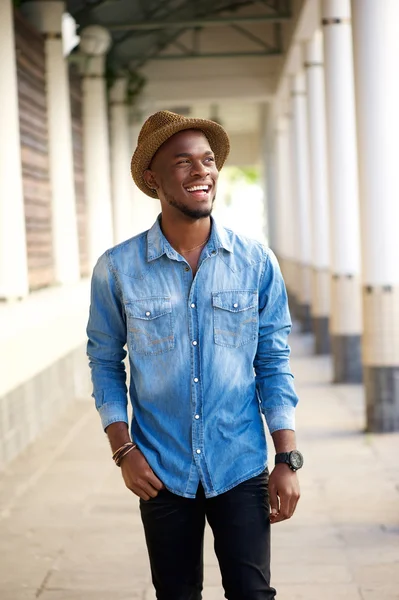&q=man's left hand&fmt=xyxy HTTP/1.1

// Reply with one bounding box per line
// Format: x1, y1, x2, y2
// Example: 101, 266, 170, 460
268, 464, 300, 524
